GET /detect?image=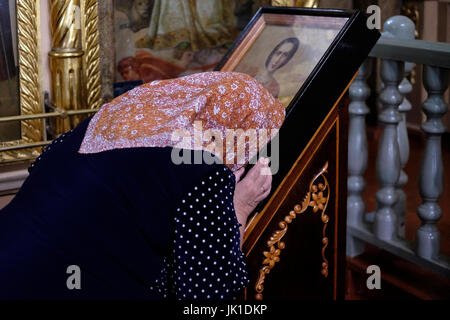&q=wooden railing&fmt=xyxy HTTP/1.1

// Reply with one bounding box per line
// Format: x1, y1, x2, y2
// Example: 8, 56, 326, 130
346, 15, 450, 278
